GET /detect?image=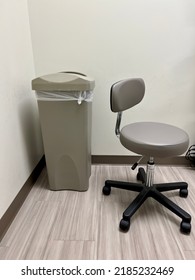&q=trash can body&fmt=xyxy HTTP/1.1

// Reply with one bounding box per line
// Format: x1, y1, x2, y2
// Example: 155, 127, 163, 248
38, 100, 92, 191
32, 72, 95, 191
